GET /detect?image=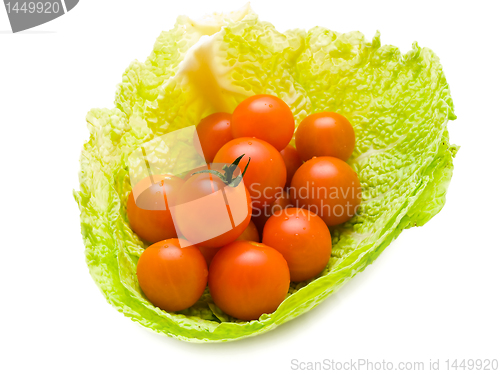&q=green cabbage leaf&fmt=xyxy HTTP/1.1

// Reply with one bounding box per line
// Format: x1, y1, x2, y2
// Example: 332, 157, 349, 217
74, 4, 457, 342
